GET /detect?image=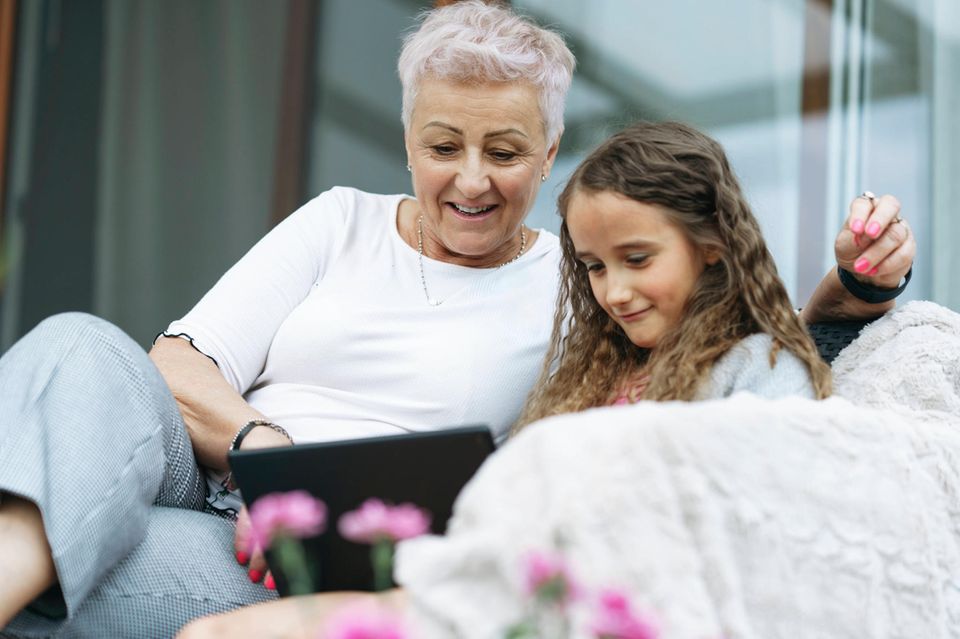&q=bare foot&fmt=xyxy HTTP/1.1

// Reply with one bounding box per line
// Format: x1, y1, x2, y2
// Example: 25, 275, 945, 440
0, 494, 58, 628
